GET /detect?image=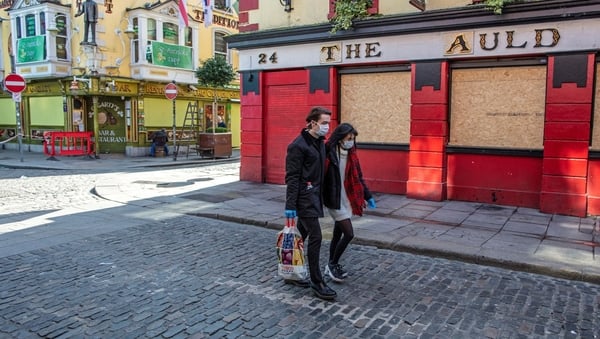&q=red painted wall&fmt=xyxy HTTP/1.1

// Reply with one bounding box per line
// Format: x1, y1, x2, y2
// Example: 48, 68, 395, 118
359, 150, 409, 194
407, 61, 449, 201
588, 160, 600, 215
540, 54, 594, 217
240, 55, 599, 216
240, 71, 264, 182
447, 154, 543, 208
